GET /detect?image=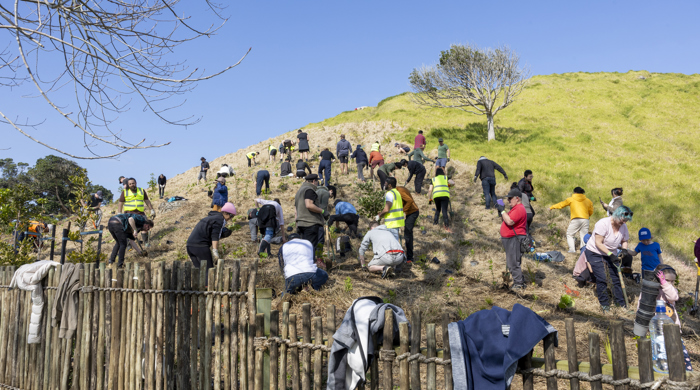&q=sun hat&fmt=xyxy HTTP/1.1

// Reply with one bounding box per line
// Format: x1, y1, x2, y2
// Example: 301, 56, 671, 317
221, 202, 237, 215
